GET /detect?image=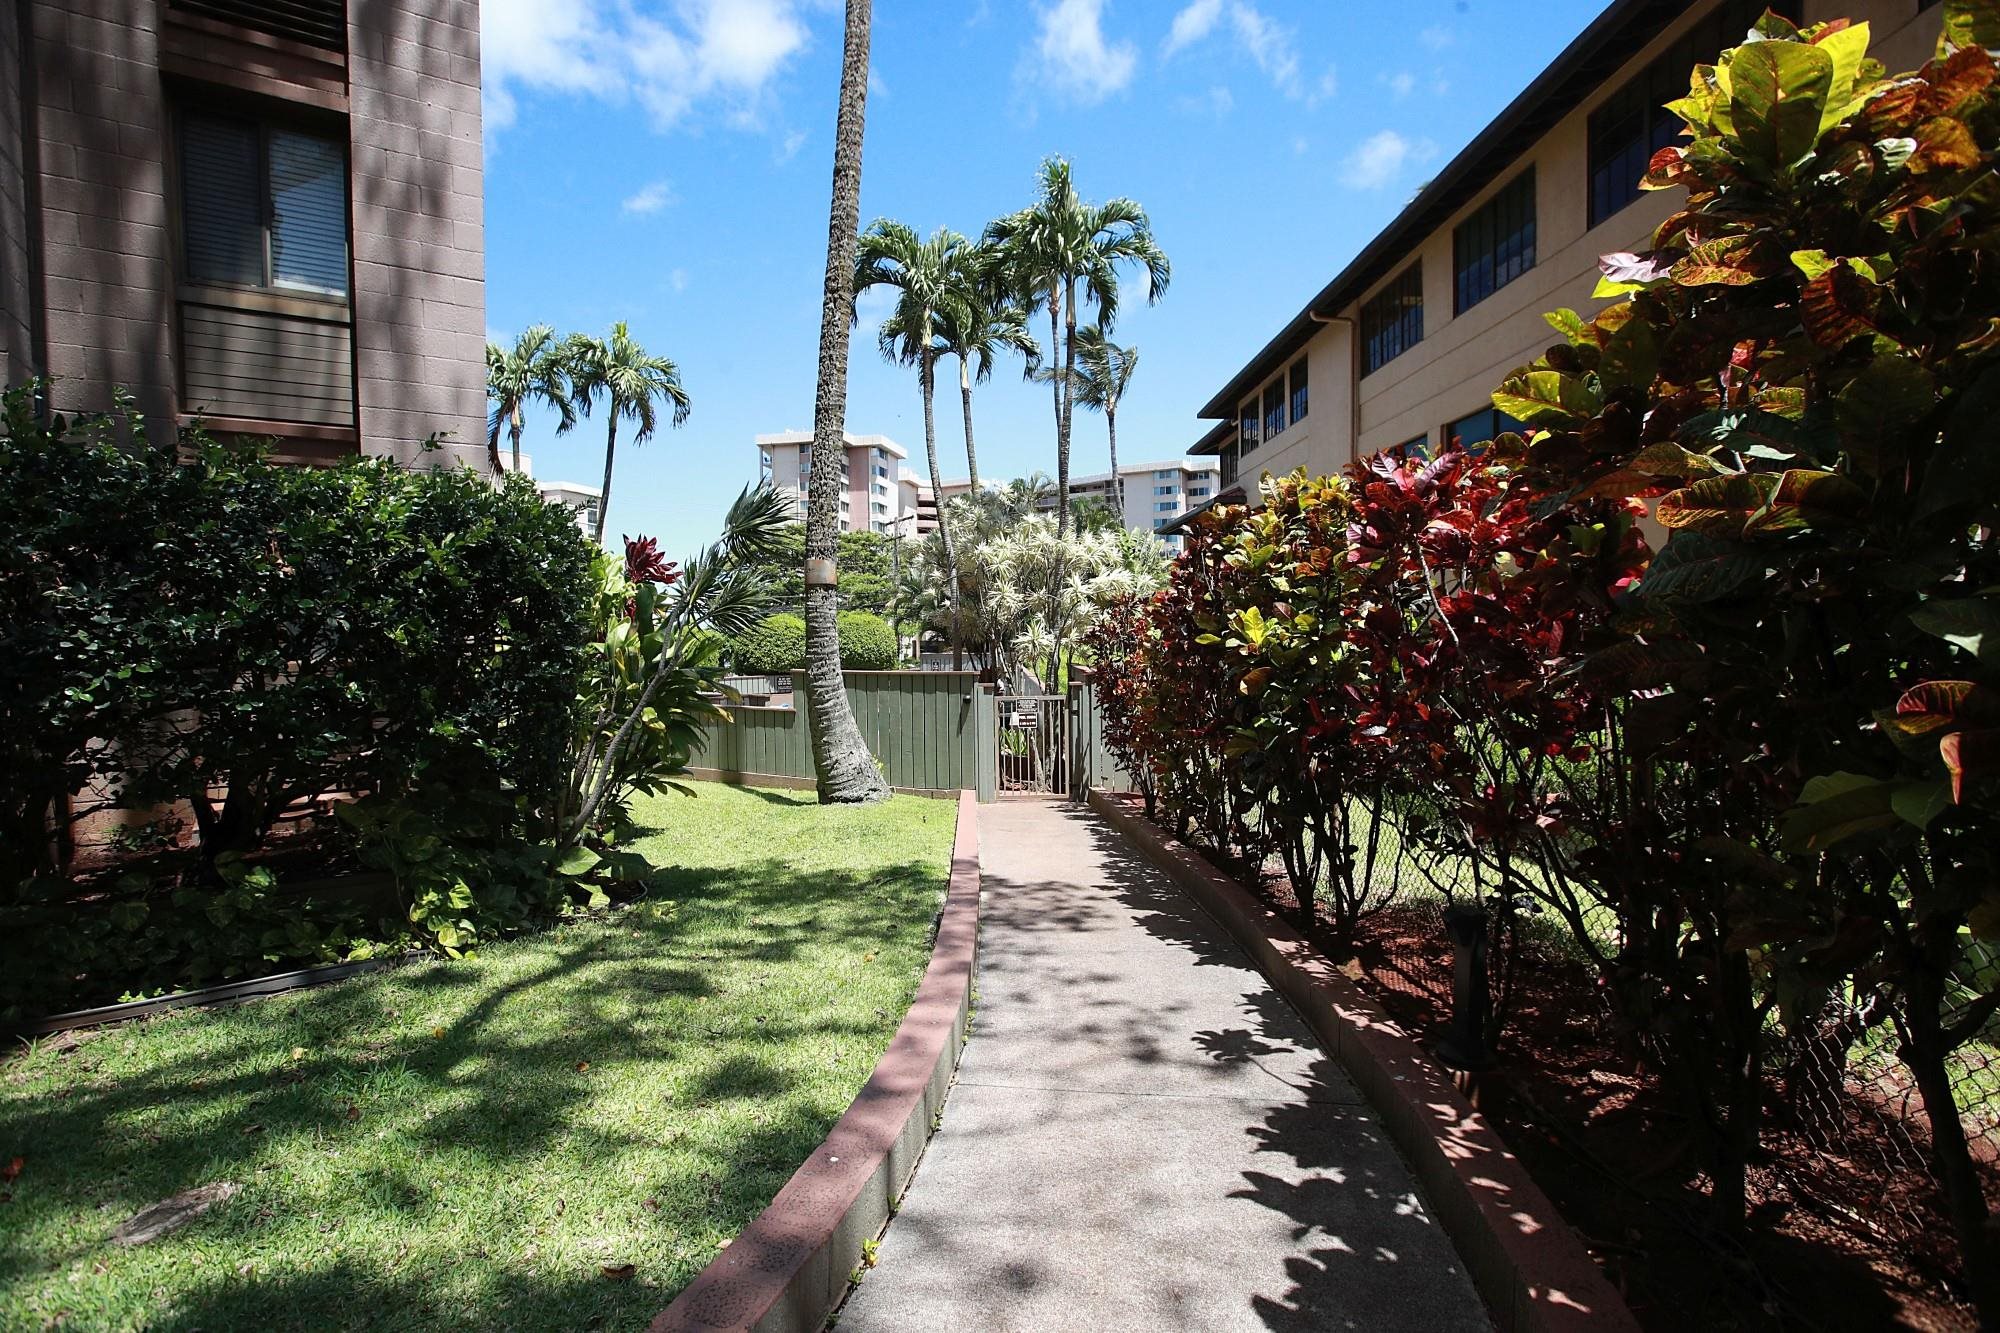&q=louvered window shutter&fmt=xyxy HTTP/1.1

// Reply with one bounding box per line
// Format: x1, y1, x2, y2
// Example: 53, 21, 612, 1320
269, 130, 348, 295
180, 114, 261, 286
